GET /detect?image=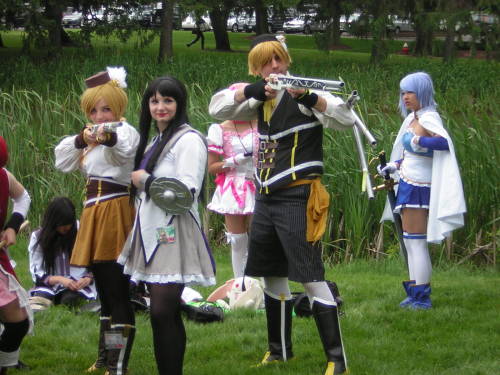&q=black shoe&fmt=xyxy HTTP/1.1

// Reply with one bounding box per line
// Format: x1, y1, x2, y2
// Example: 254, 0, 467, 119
15, 360, 30, 370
